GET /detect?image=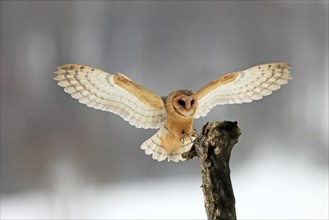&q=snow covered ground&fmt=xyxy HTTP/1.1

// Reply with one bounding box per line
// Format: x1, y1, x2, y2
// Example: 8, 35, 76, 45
1, 152, 328, 219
